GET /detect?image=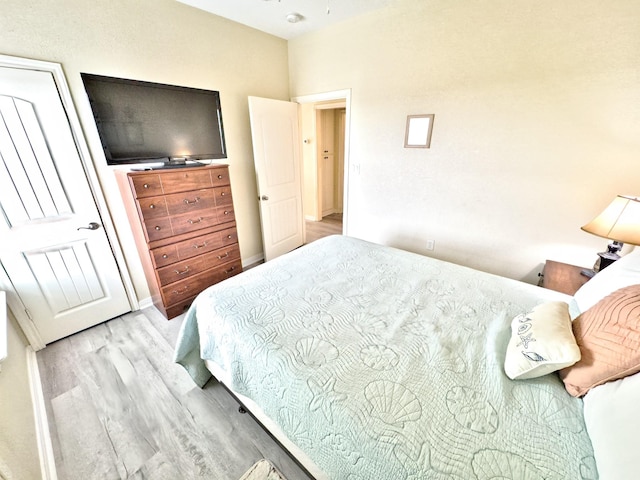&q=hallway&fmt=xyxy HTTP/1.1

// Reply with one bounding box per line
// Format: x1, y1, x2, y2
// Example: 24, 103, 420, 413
305, 213, 342, 244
